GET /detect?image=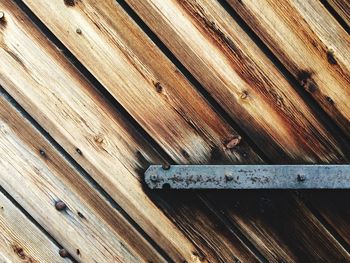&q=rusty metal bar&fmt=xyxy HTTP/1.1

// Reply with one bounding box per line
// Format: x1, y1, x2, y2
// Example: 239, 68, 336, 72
145, 165, 350, 189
